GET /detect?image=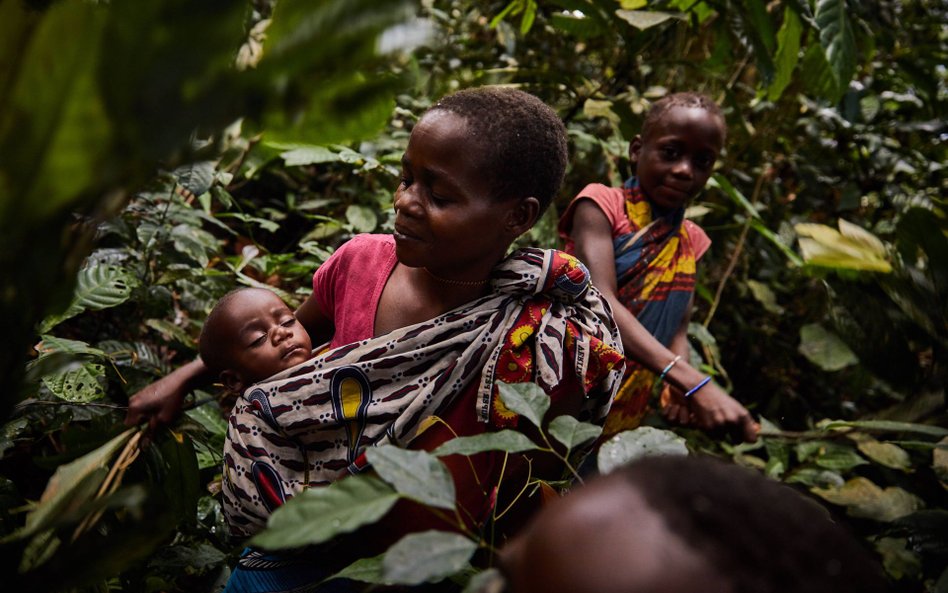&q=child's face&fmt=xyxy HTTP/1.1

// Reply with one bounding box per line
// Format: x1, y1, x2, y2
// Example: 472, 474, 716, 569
497, 474, 731, 593
218, 289, 313, 387
631, 105, 725, 211
393, 110, 530, 280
